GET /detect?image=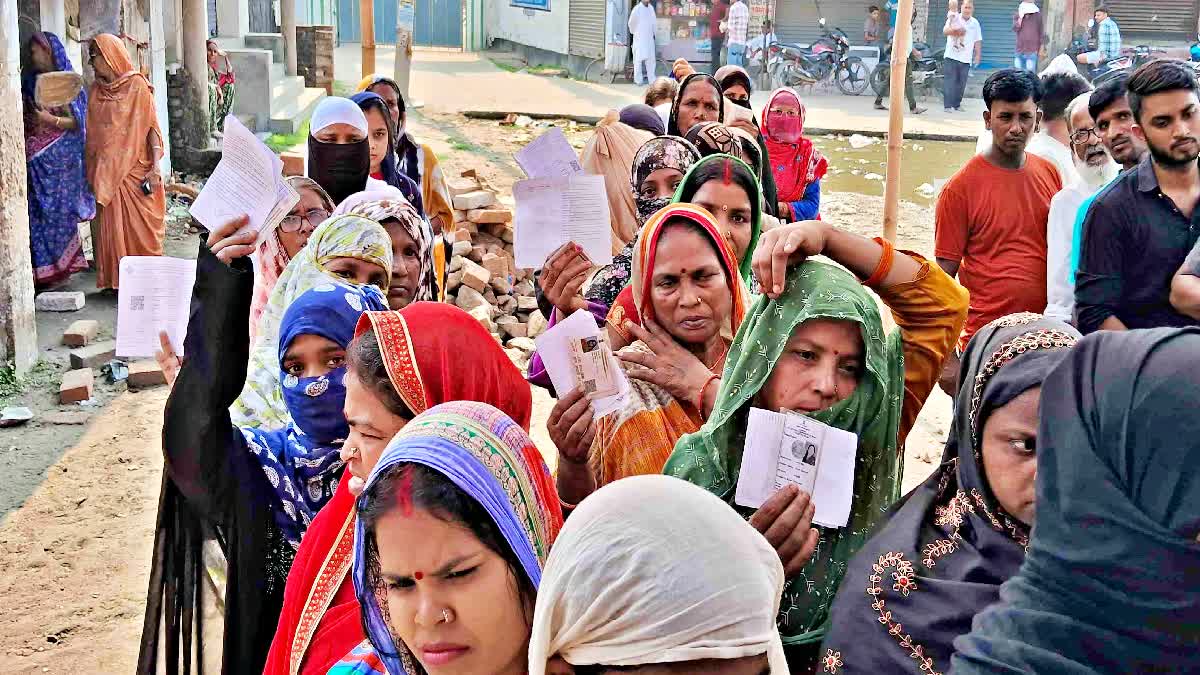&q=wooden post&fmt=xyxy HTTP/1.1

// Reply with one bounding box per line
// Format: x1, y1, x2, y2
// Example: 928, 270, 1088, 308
281, 0, 298, 76
361, 0, 376, 77
393, 0, 415, 100
883, 0, 916, 243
